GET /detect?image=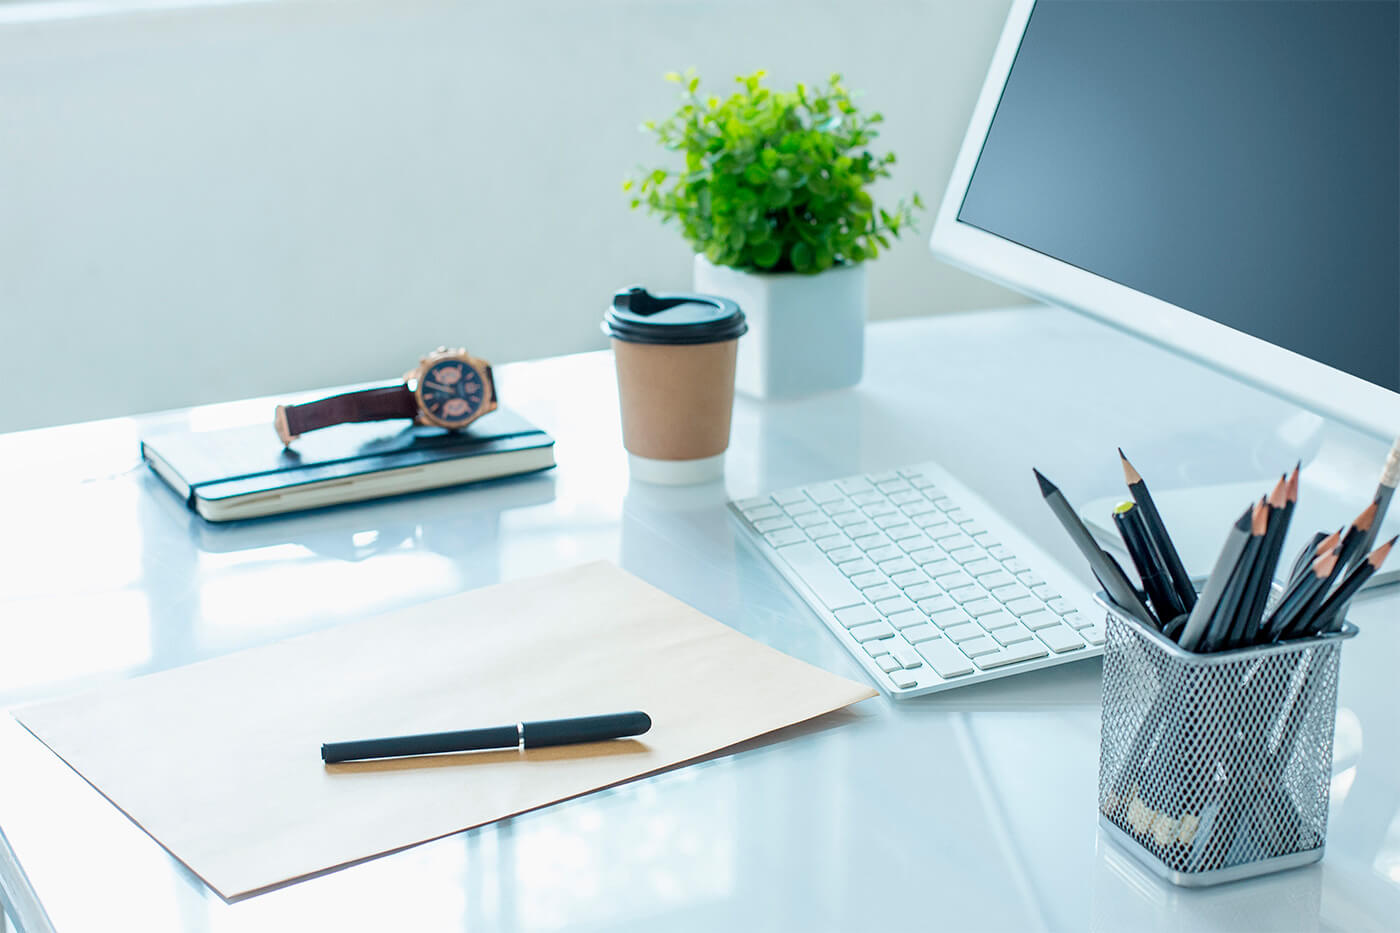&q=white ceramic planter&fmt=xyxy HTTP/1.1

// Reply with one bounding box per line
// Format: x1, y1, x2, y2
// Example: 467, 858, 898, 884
693, 255, 866, 399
